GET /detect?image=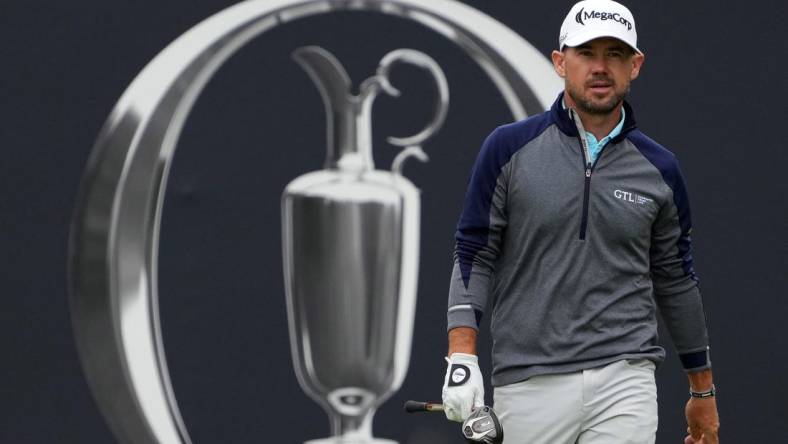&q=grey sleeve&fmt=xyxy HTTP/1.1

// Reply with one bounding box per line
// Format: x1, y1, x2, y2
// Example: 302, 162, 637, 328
447, 129, 510, 332
651, 171, 711, 372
